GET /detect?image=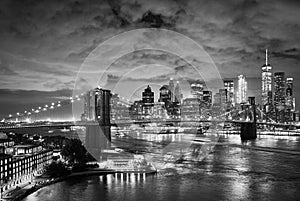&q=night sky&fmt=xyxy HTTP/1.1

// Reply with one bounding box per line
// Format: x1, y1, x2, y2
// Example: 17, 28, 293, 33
0, 0, 300, 119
